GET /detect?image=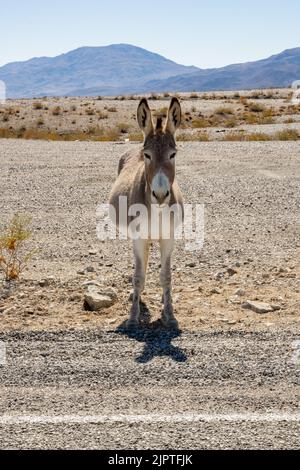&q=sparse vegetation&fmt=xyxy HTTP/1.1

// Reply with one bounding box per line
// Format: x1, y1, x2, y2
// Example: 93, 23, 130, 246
222, 129, 299, 141
0, 90, 299, 142
128, 132, 143, 142
116, 122, 131, 133
192, 118, 210, 128
52, 106, 61, 116
275, 129, 299, 141
33, 102, 43, 110
215, 106, 234, 115
0, 214, 33, 281
149, 93, 159, 100
247, 102, 265, 113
